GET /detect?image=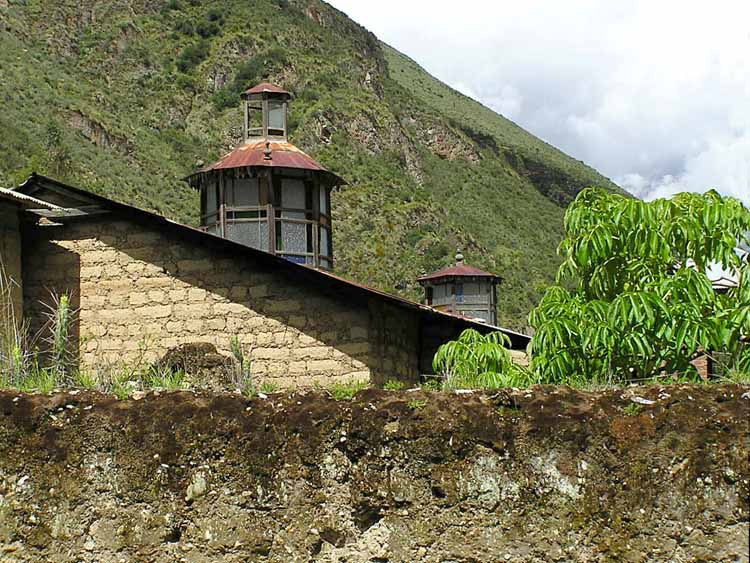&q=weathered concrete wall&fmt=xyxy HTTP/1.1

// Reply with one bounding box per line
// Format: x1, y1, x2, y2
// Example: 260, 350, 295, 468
0, 202, 23, 325
22, 219, 419, 386
0, 384, 746, 562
